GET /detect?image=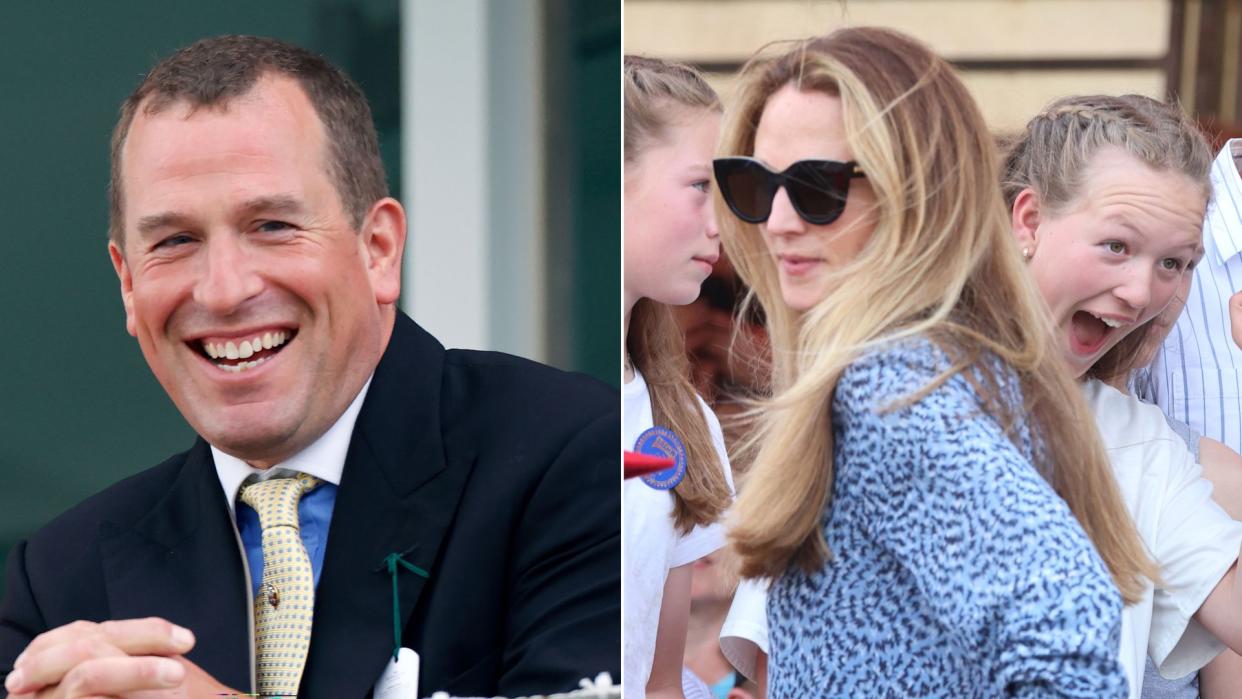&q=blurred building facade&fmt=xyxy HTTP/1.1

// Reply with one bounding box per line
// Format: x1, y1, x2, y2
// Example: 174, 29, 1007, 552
625, 0, 1242, 142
